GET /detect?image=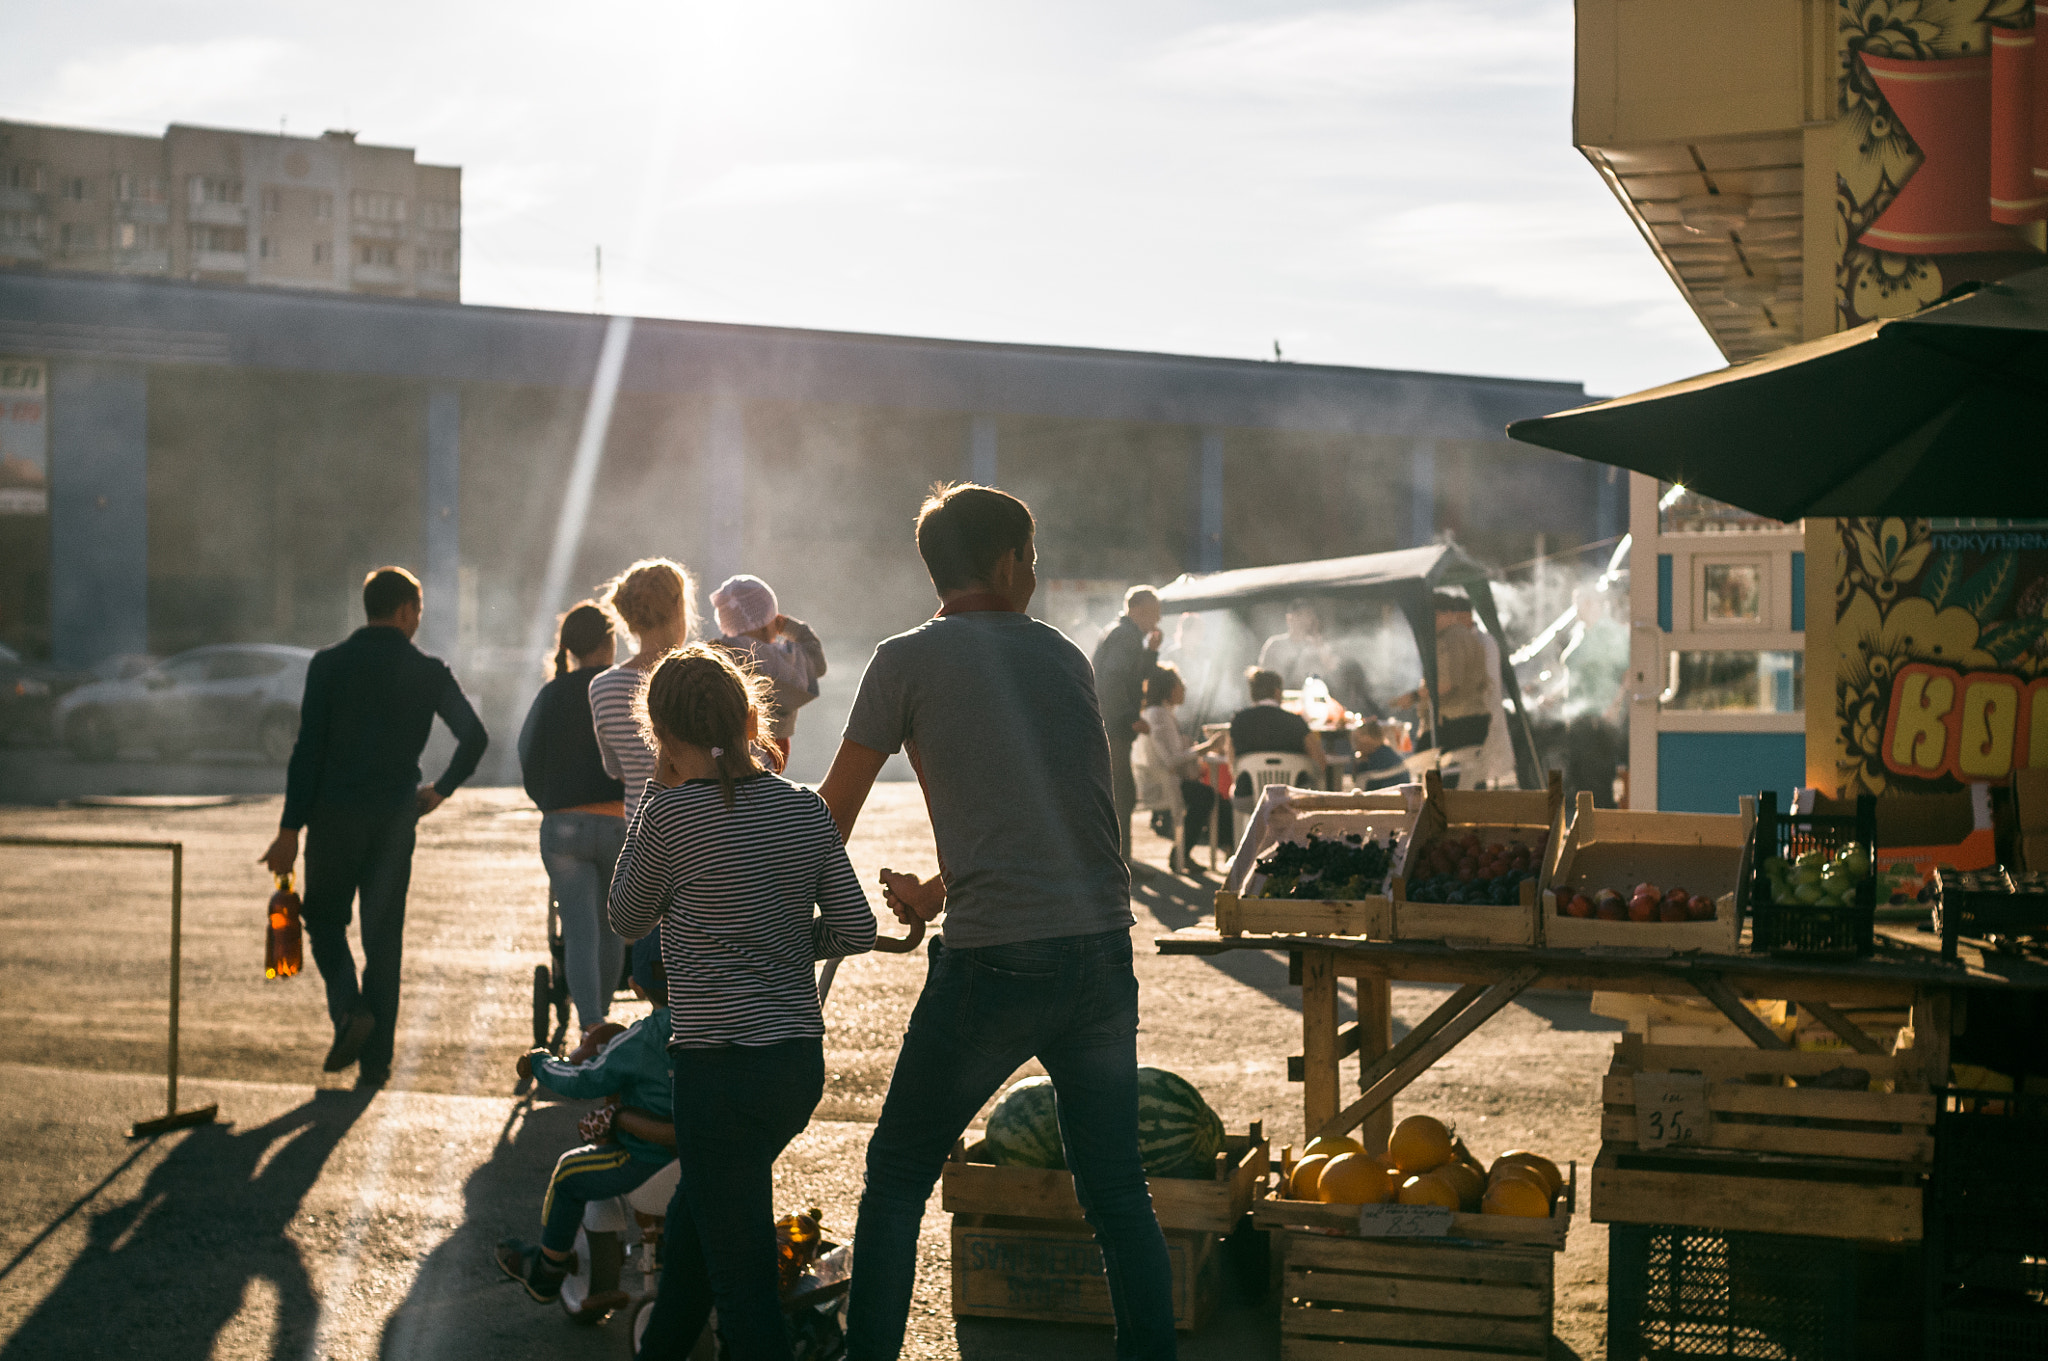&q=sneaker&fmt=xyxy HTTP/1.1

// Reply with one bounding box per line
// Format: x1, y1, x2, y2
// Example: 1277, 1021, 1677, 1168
355, 1065, 390, 1091
493, 1239, 572, 1303
323, 1008, 375, 1073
